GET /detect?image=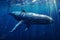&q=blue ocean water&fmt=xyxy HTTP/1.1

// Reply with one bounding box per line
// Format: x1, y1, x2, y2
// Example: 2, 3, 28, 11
0, 0, 60, 40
